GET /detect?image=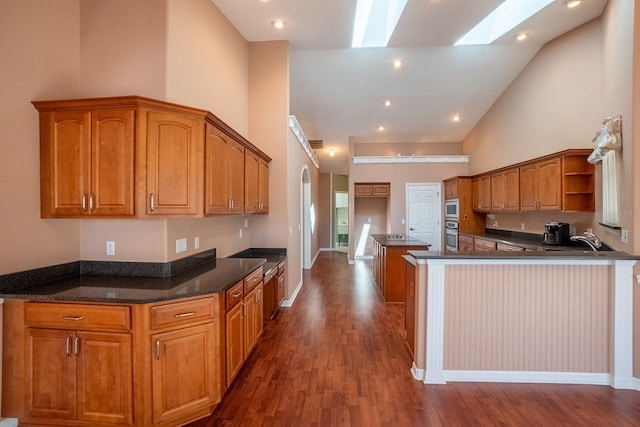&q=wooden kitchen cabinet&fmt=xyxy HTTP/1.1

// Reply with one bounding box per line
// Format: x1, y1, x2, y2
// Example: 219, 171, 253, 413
35, 107, 135, 218
276, 261, 286, 308
474, 238, 496, 251
244, 282, 264, 358
145, 110, 204, 216
22, 302, 133, 425
491, 168, 519, 211
458, 234, 475, 252
243, 150, 269, 214
151, 323, 217, 424
443, 178, 459, 200
520, 158, 562, 211
354, 182, 390, 197
205, 123, 245, 214
404, 259, 416, 356
473, 175, 492, 212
